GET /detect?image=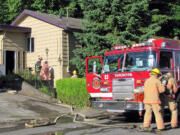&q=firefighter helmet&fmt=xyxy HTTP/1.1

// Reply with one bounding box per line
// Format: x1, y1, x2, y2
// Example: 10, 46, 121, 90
38, 56, 43, 60
73, 70, 77, 75
151, 68, 161, 75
